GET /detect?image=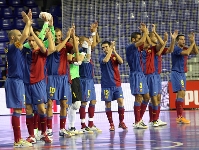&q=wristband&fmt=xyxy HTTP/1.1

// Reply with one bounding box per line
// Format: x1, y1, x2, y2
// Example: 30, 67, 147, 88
87, 46, 91, 54
91, 32, 96, 36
